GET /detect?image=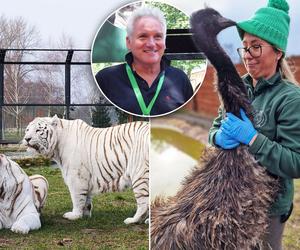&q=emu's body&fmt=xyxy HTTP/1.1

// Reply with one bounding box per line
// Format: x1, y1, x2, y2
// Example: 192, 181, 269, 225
151, 9, 278, 250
